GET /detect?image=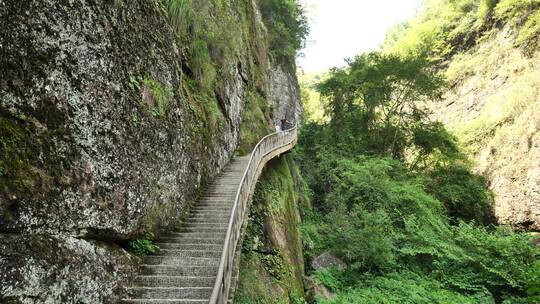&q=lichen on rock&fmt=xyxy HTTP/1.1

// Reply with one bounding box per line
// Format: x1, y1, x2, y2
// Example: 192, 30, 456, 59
0, 0, 304, 302
0, 234, 138, 304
